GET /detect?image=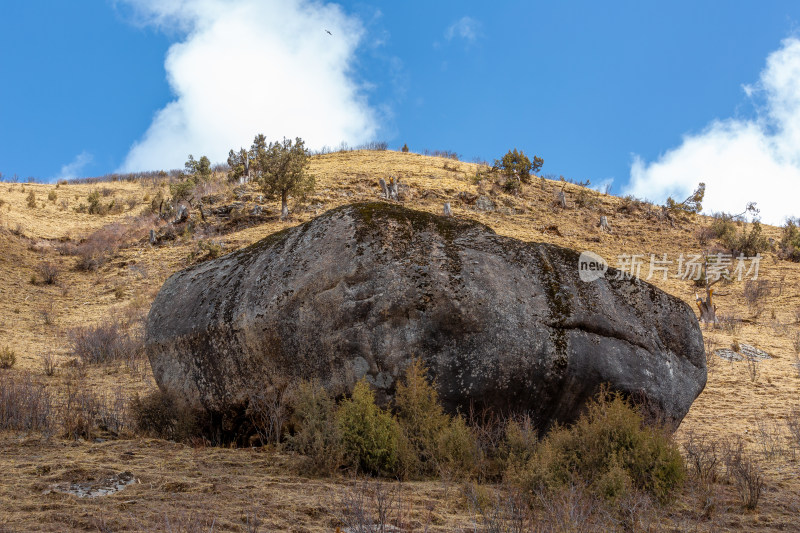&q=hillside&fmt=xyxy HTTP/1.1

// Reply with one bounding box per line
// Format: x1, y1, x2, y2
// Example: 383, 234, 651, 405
1, 149, 798, 531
